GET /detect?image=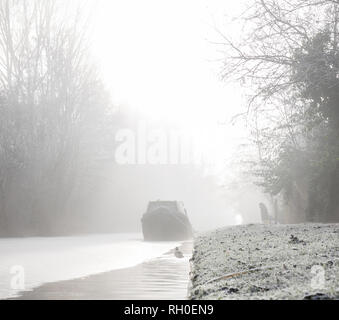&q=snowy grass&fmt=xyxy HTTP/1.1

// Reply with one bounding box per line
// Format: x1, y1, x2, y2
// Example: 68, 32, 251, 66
189, 224, 339, 300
